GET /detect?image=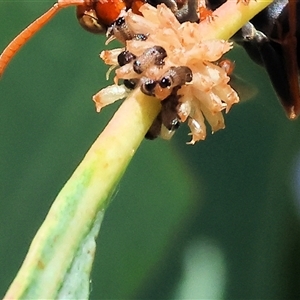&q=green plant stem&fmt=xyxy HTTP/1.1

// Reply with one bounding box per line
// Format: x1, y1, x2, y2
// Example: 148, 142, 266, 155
4, 0, 273, 298
201, 0, 273, 40
5, 90, 161, 299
